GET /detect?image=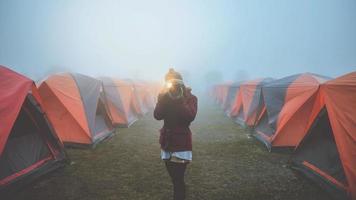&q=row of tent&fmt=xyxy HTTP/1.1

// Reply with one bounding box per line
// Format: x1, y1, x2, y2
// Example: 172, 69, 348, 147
211, 72, 356, 200
0, 65, 161, 193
